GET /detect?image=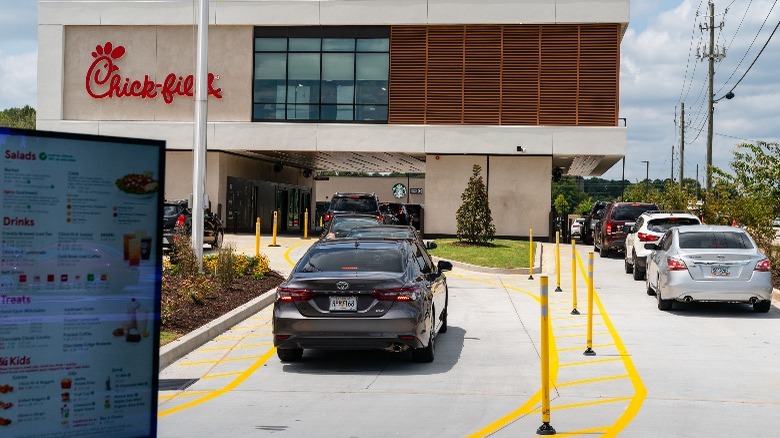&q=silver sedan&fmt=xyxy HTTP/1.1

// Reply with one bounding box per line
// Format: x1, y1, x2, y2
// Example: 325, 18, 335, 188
644, 225, 773, 312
